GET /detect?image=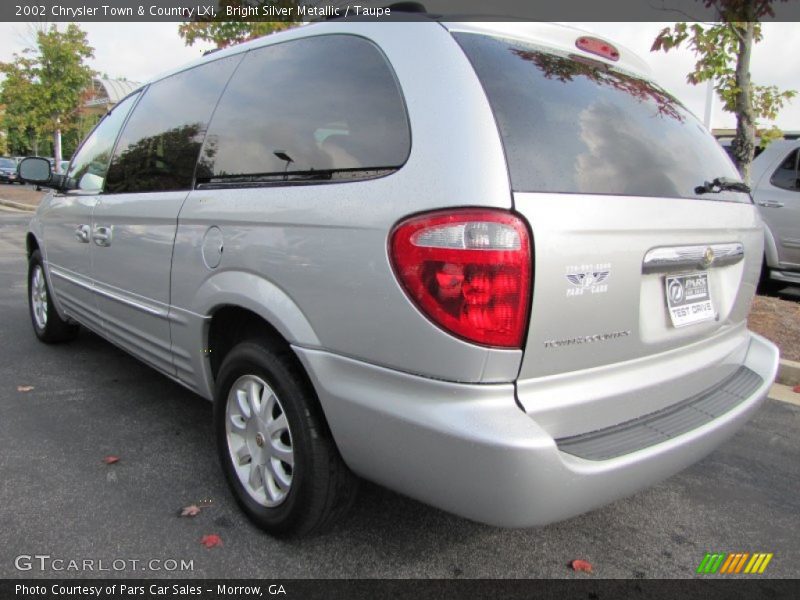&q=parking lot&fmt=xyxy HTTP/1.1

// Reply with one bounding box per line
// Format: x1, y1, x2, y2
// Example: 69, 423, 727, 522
1, 211, 798, 579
